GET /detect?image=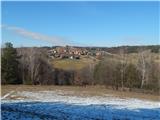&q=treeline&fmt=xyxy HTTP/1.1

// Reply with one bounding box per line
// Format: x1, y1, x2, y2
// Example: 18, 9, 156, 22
27, 45, 160, 54
73, 45, 160, 54
1, 43, 78, 85
103, 45, 160, 54
1, 43, 160, 93
94, 58, 160, 92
